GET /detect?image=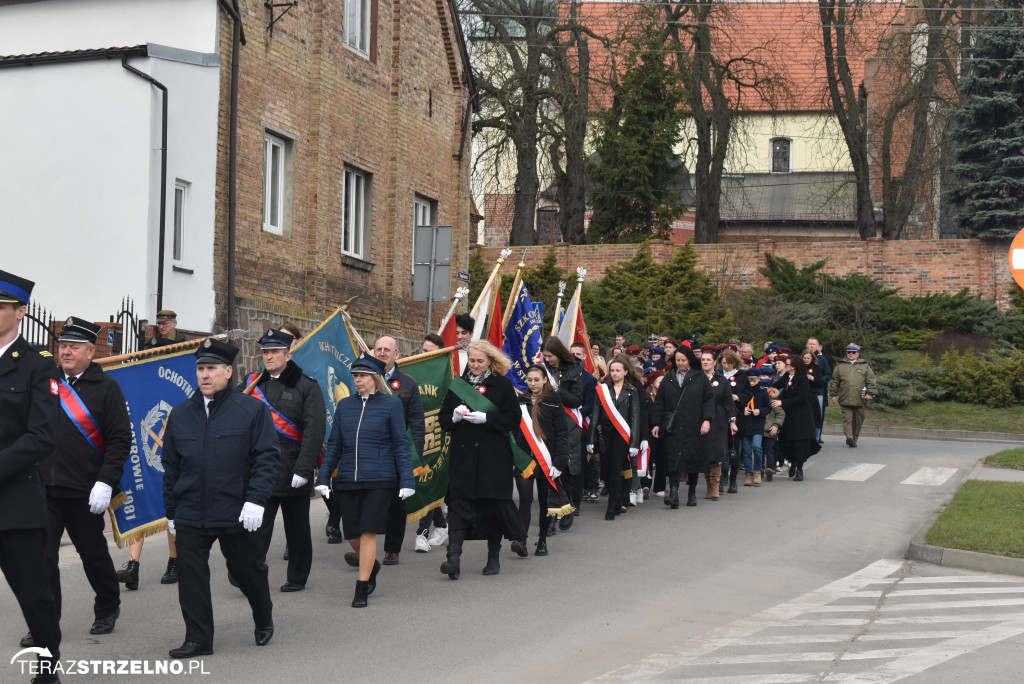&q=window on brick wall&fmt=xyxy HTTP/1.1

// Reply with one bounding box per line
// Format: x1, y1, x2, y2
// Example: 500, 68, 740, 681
537, 209, 561, 244
412, 195, 438, 273
264, 131, 294, 235
173, 180, 189, 267
771, 138, 792, 173
342, 167, 372, 259
344, 0, 373, 57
